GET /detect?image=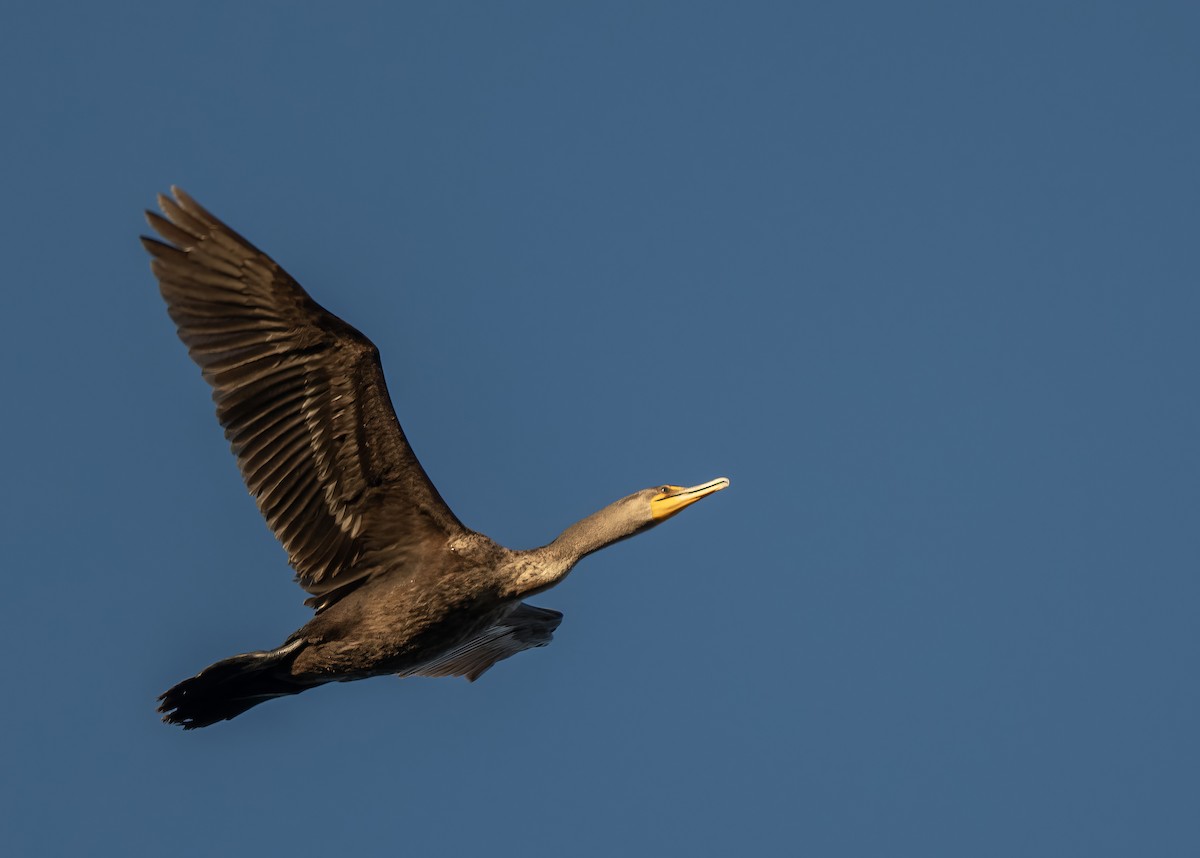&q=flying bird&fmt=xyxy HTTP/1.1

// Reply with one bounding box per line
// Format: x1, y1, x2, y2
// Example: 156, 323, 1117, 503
144, 188, 729, 729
